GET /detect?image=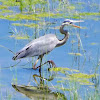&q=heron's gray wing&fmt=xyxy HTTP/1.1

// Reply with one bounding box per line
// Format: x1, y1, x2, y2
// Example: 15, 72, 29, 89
12, 45, 32, 60
12, 34, 59, 60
